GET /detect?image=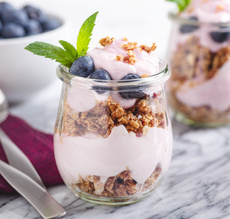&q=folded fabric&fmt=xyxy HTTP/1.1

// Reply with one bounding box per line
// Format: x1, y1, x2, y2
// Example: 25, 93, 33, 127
0, 114, 63, 194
